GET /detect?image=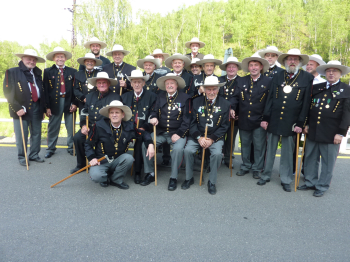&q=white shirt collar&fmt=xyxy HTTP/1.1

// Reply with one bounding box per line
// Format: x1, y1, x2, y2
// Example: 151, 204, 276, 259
173, 70, 183, 76
326, 80, 340, 89
114, 62, 123, 67
206, 96, 217, 103
252, 74, 261, 82
111, 123, 121, 129
168, 91, 177, 98
56, 64, 65, 69
134, 89, 143, 98
227, 75, 237, 81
